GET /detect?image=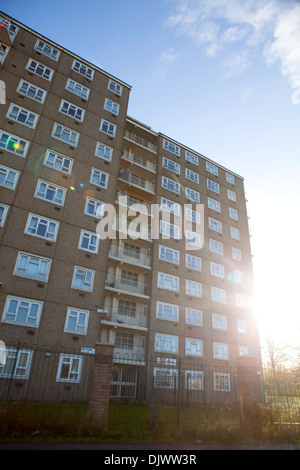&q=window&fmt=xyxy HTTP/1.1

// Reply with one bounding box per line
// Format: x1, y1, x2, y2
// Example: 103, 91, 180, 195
186, 187, 200, 203
186, 280, 202, 297
212, 313, 228, 330
160, 197, 181, 216
185, 150, 198, 165
0, 130, 30, 157
14, 252, 51, 282
210, 261, 225, 278
162, 157, 180, 175
206, 161, 218, 176
72, 266, 94, 292
66, 78, 90, 100
155, 333, 178, 354
59, 100, 85, 122
52, 123, 79, 147
235, 293, 245, 308
185, 308, 203, 326
160, 220, 181, 239
208, 197, 221, 213
7, 103, 38, 128
118, 300, 137, 317
0, 17, 19, 42
35, 179, 66, 206
213, 342, 229, 360
84, 197, 104, 219
158, 245, 179, 264
185, 371, 204, 390
44, 149, 73, 174
186, 254, 201, 271
185, 230, 201, 248
26, 58, 53, 80
158, 272, 179, 292
104, 98, 119, 115
78, 229, 99, 253
0, 204, 8, 227
0, 165, 19, 190
185, 338, 203, 357
239, 345, 249, 356
57, 354, 83, 383
65, 307, 89, 335
229, 207, 238, 221
154, 368, 178, 388
115, 332, 134, 350
232, 247, 242, 261
108, 79, 122, 96
17, 79, 47, 103
226, 173, 235, 185
156, 301, 179, 322
35, 39, 60, 60
208, 217, 222, 233
207, 179, 220, 194
214, 373, 230, 391
25, 213, 59, 241
162, 176, 180, 194
163, 139, 180, 156
237, 318, 247, 334
185, 168, 199, 183
72, 60, 94, 80
209, 238, 223, 255
90, 168, 109, 189
211, 286, 226, 303
95, 142, 113, 162
230, 226, 240, 241
2, 295, 42, 327
233, 270, 243, 284
121, 270, 138, 287
0, 43, 10, 63
100, 119, 116, 137
0, 348, 32, 379
227, 189, 236, 202
185, 207, 201, 224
